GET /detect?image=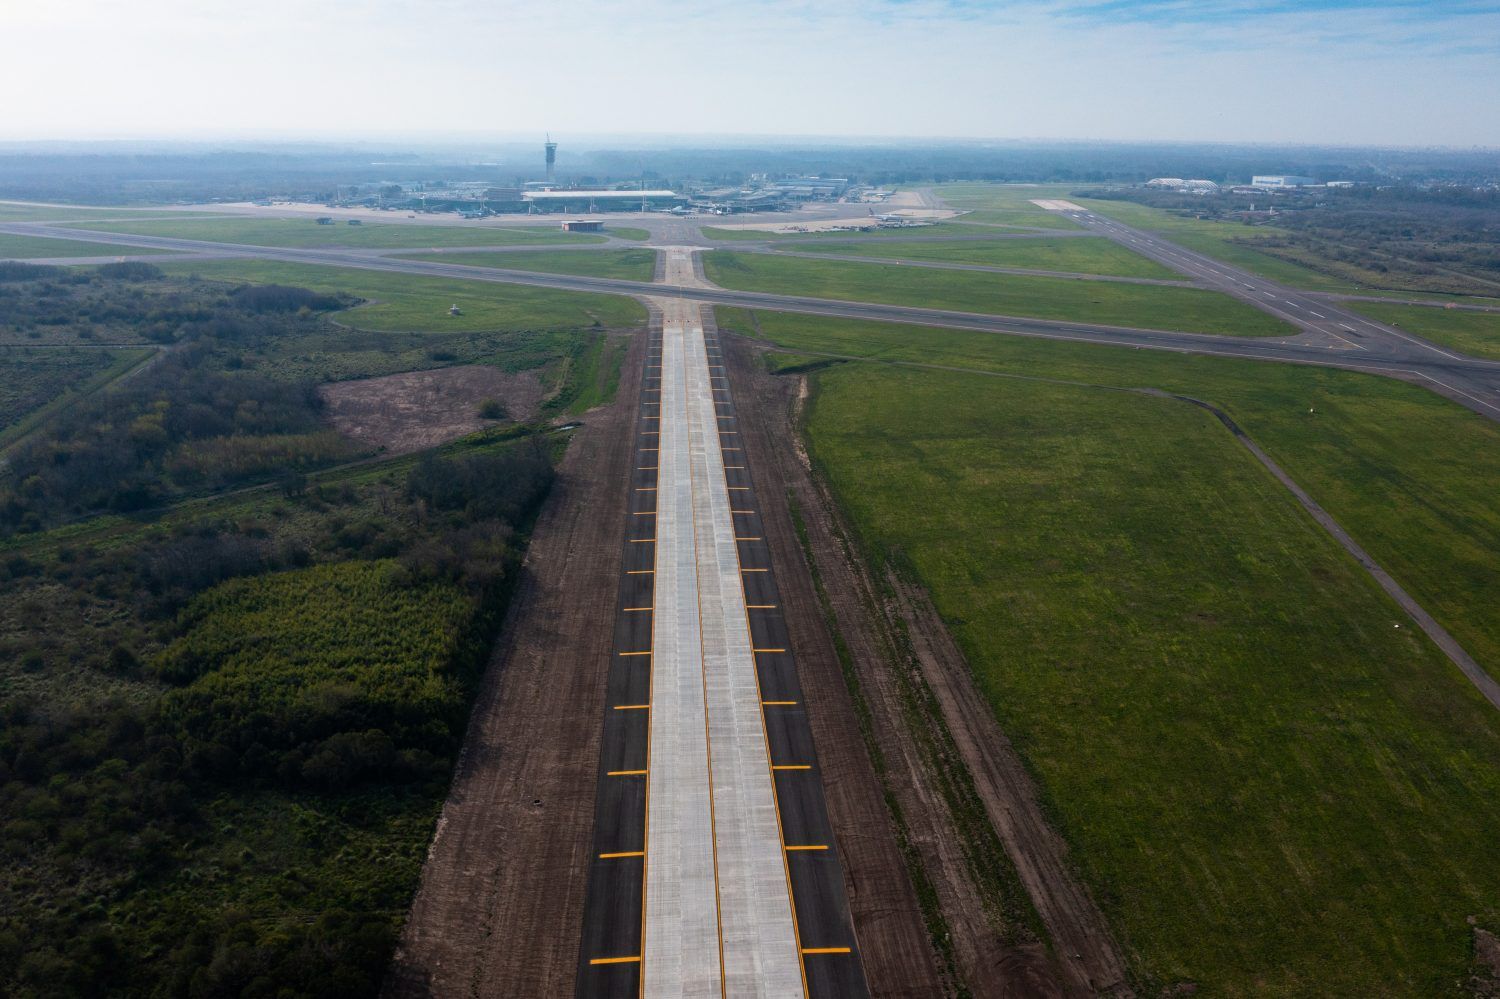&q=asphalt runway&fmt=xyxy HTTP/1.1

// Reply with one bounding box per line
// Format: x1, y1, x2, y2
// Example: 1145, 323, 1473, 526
576, 256, 867, 997
5, 219, 1498, 421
